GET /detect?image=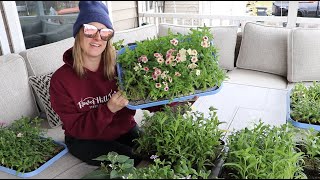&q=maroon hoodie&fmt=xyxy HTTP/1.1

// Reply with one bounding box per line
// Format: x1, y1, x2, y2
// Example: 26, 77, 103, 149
50, 48, 141, 141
